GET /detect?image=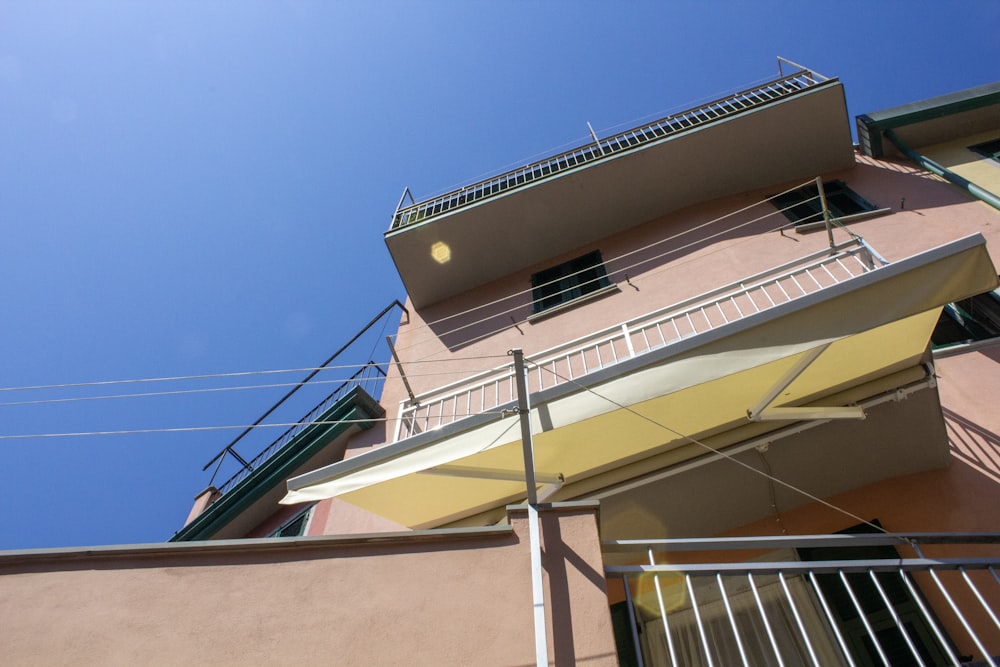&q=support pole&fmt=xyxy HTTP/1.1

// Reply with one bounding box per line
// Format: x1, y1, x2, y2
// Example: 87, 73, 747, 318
816, 177, 836, 251
386, 335, 417, 404
511, 348, 548, 667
